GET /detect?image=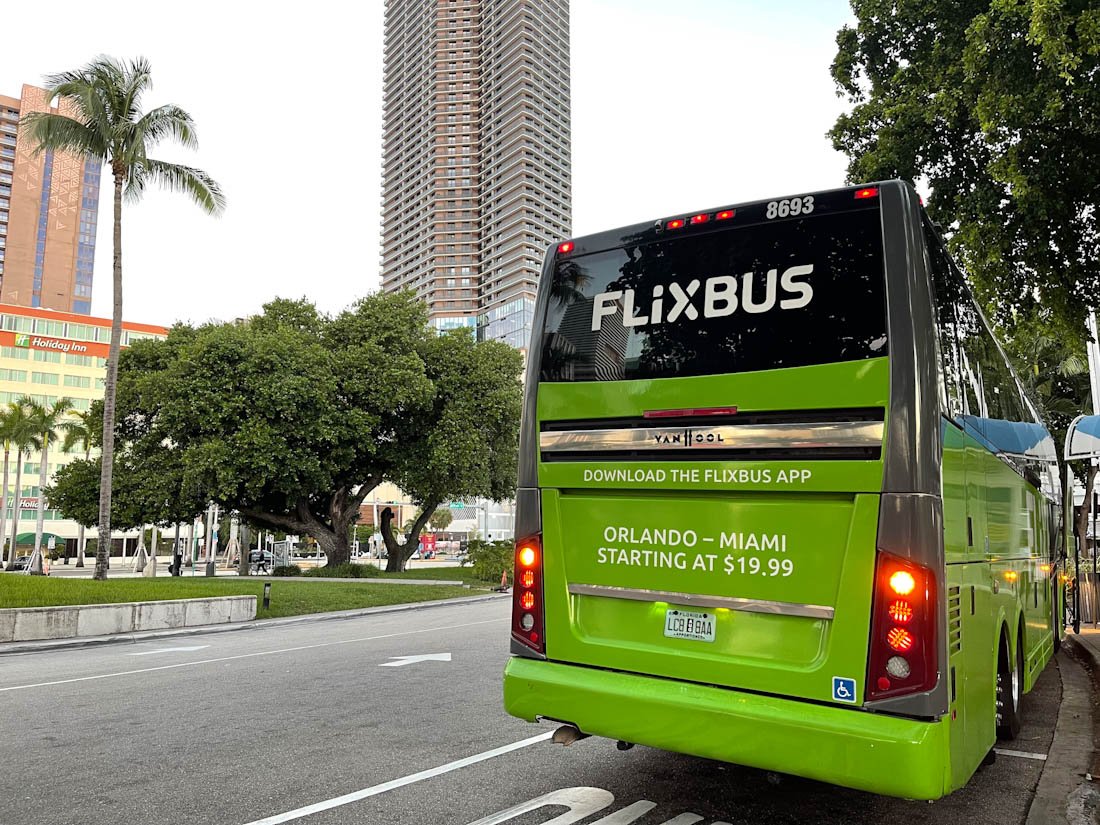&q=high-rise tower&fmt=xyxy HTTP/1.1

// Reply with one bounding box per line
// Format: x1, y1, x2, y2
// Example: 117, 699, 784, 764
381, 0, 570, 349
0, 85, 101, 315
